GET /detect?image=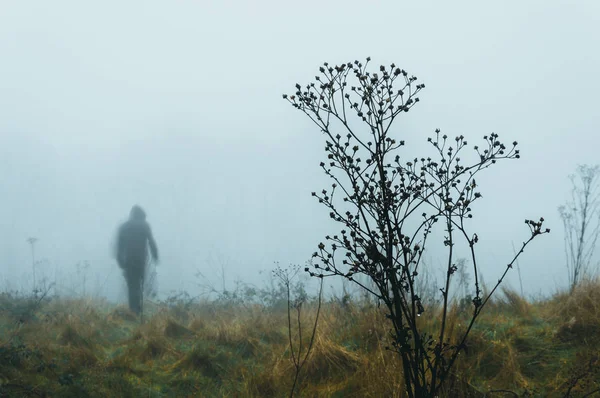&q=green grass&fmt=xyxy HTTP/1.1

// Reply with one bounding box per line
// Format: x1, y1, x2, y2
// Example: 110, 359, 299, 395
0, 283, 599, 397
